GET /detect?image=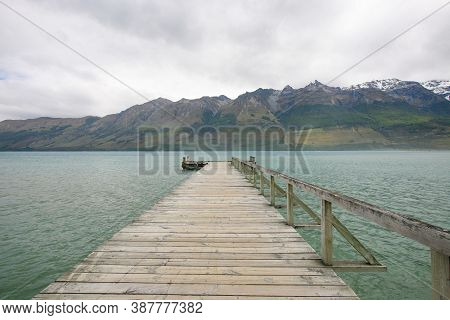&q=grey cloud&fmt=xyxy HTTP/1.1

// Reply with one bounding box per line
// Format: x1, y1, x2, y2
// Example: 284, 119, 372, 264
37, 0, 206, 47
0, 0, 448, 121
